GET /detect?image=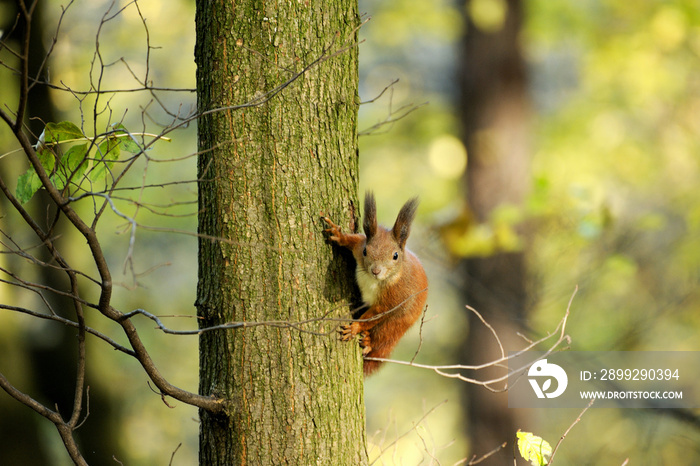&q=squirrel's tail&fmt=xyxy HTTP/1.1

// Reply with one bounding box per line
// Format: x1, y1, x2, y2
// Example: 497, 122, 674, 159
362, 343, 394, 376
363, 359, 383, 376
